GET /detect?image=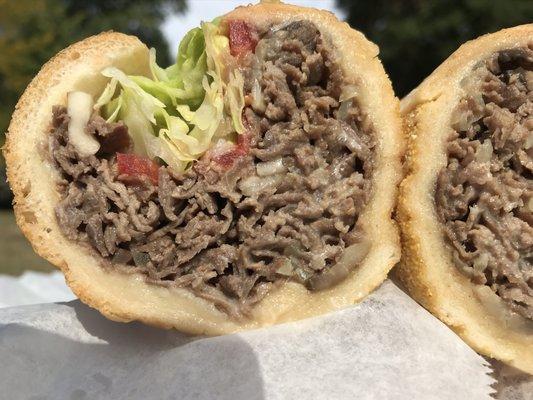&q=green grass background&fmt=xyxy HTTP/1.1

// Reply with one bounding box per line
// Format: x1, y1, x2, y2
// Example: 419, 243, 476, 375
0, 210, 54, 275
